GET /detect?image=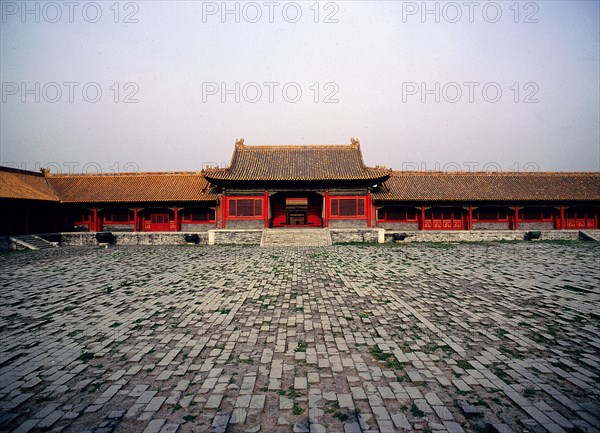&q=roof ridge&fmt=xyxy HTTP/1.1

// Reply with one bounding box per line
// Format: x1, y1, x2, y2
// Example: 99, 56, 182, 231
48, 171, 205, 177
0, 166, 45, 176
389, 171, 600, 176
238, 144, 358, 150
